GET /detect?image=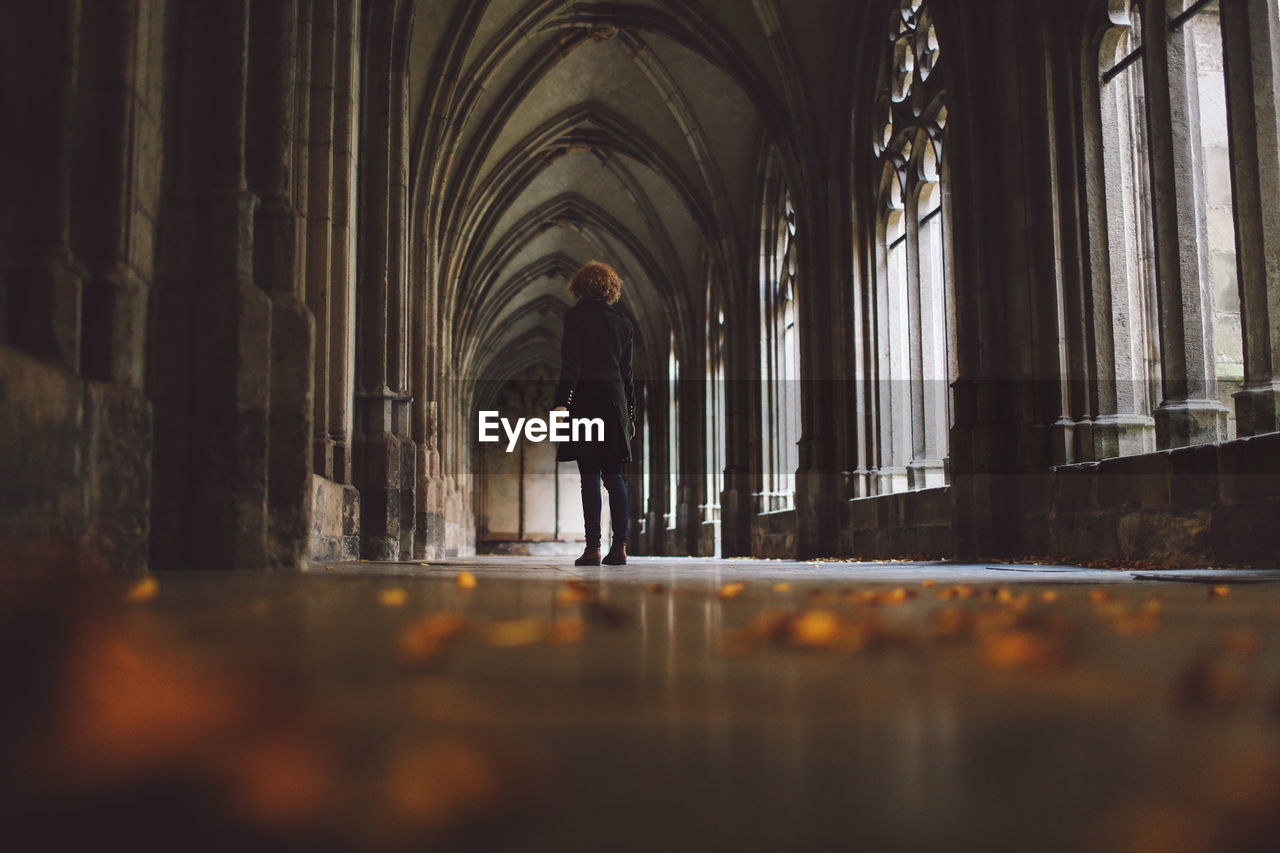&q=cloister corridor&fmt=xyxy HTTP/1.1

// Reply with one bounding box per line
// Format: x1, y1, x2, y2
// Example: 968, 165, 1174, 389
6, 0, 1280, 849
